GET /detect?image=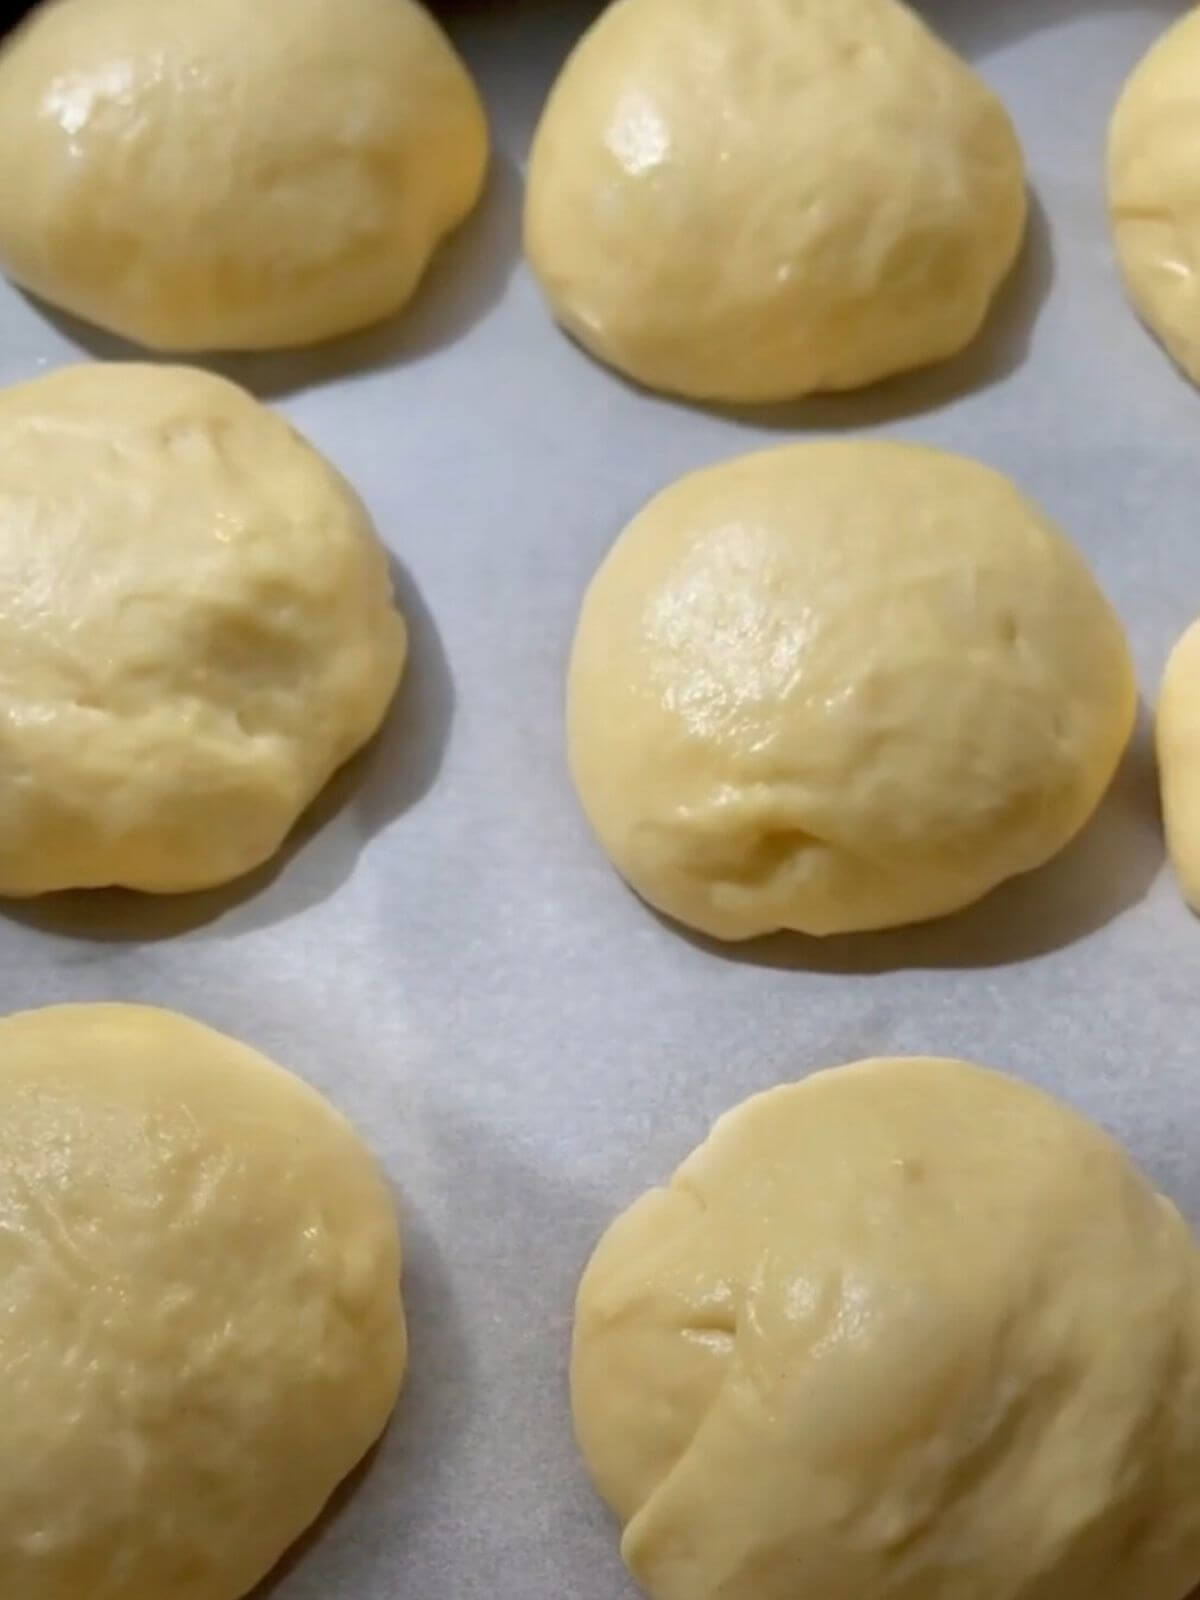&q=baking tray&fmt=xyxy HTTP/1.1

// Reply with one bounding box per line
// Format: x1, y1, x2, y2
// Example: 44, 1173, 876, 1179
0, 1, 1196, 1595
